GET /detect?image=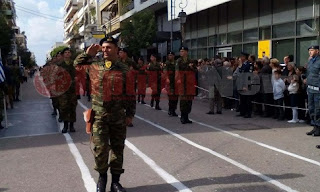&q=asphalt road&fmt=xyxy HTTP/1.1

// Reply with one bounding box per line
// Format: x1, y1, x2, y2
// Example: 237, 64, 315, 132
0, 78, 319, 192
